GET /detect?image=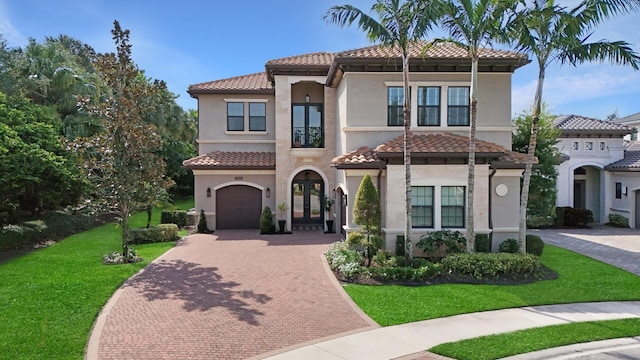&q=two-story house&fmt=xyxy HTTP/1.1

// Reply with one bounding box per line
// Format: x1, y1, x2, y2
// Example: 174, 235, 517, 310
183, 42, 530, 253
